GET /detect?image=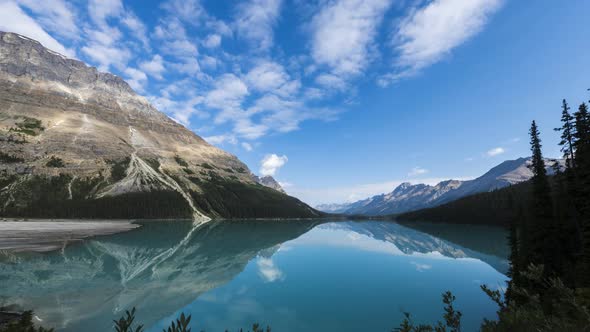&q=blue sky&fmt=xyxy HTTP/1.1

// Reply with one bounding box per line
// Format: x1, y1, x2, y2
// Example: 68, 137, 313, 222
1, 0, 588, 205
